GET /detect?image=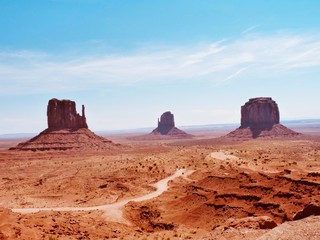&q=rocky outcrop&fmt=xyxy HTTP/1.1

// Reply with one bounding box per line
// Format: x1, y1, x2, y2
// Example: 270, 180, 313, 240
293, 204, 320, 221
47, 98, 88, 130
10, 98, 118, 151
227, 97, 300, 138
257, 216, 320, 240
156, 111, 175, 134
221, 216, 277, 230
129, 111, 193, 140
240, 98, 279, 129
150, 111, 193, 138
